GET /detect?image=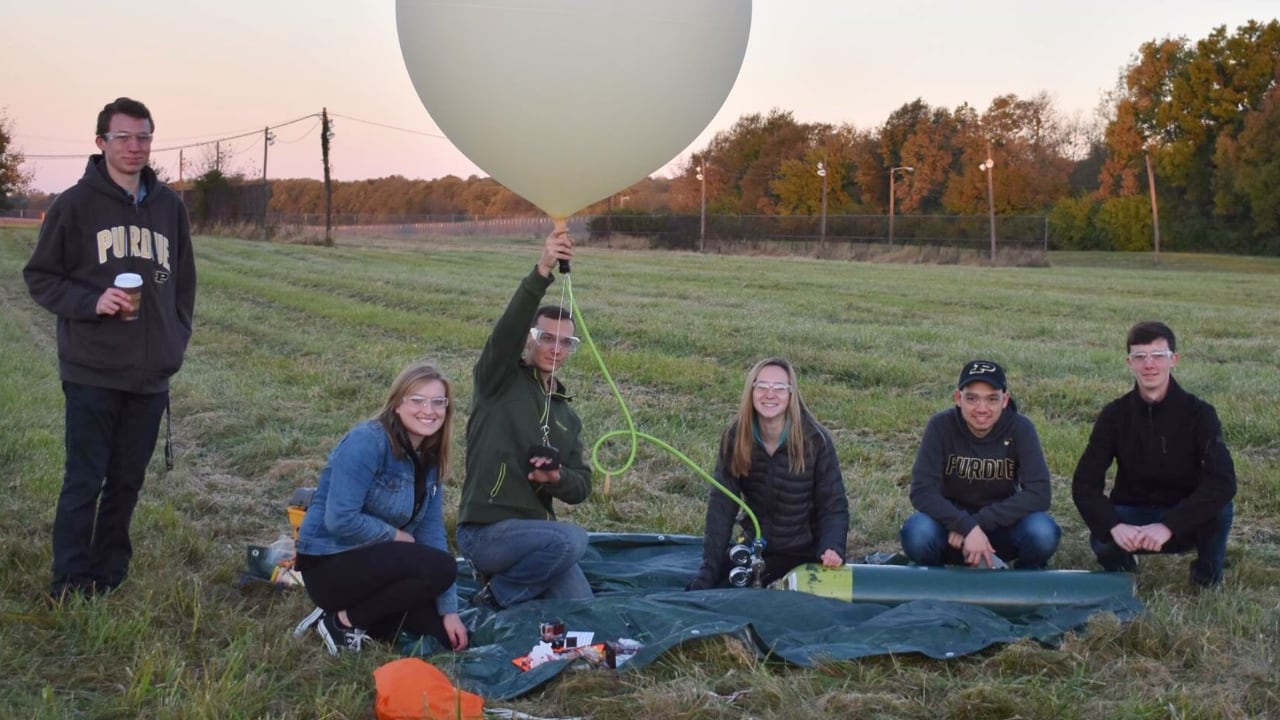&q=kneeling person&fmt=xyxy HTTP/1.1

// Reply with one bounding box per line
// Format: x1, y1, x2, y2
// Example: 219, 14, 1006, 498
688, 358, 849, 589
900, 360, 1060, 569
294, 361, 467, 655
456, 230, 593, 609
1071, 321, 1236, 587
